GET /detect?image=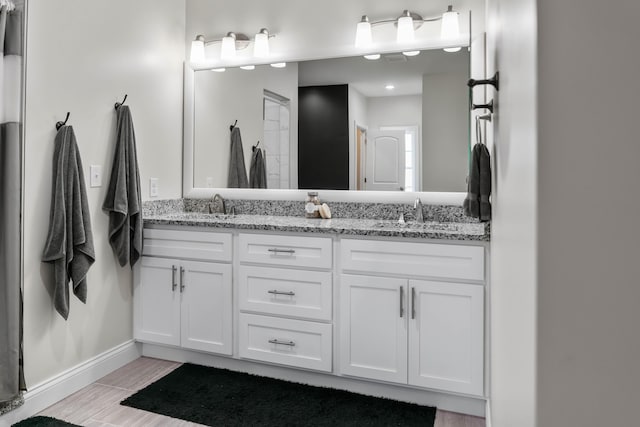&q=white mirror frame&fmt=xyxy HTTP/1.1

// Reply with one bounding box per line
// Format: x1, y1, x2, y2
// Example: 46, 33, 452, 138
183, 47, 469, 206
